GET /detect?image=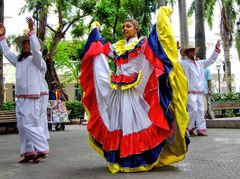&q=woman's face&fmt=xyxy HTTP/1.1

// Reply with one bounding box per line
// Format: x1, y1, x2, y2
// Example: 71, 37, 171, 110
22, 40, 31, 53
122, 21, 137, 40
